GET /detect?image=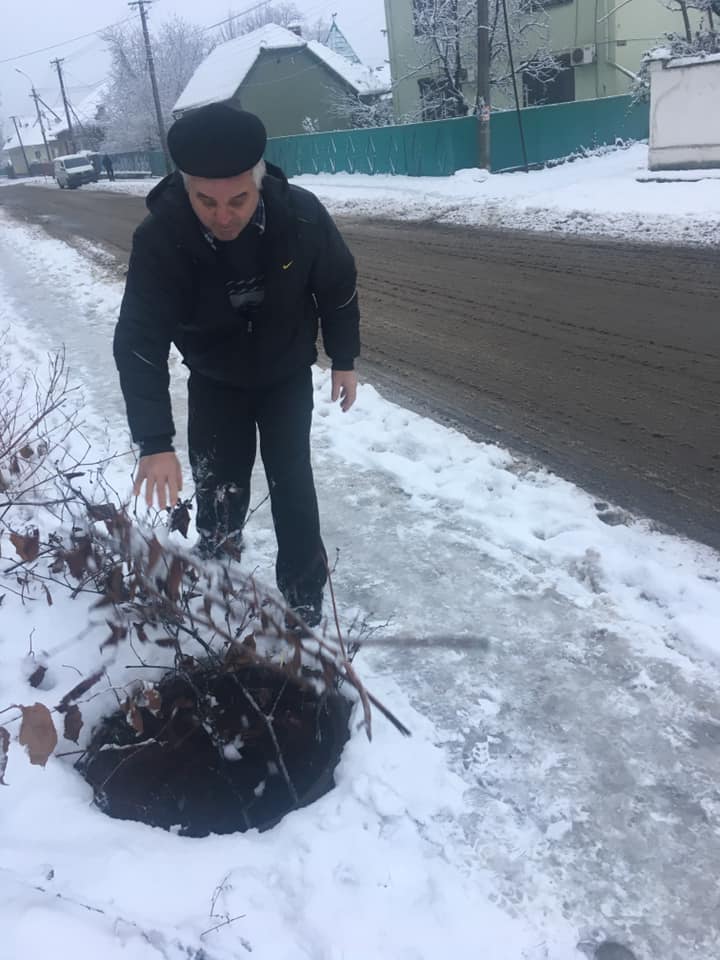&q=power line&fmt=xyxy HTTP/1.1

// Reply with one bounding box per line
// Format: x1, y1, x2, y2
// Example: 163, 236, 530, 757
203, 2, 278, 34
1, 1, 333, 67
0, 14, 137, 65
202, 0, 331, 35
